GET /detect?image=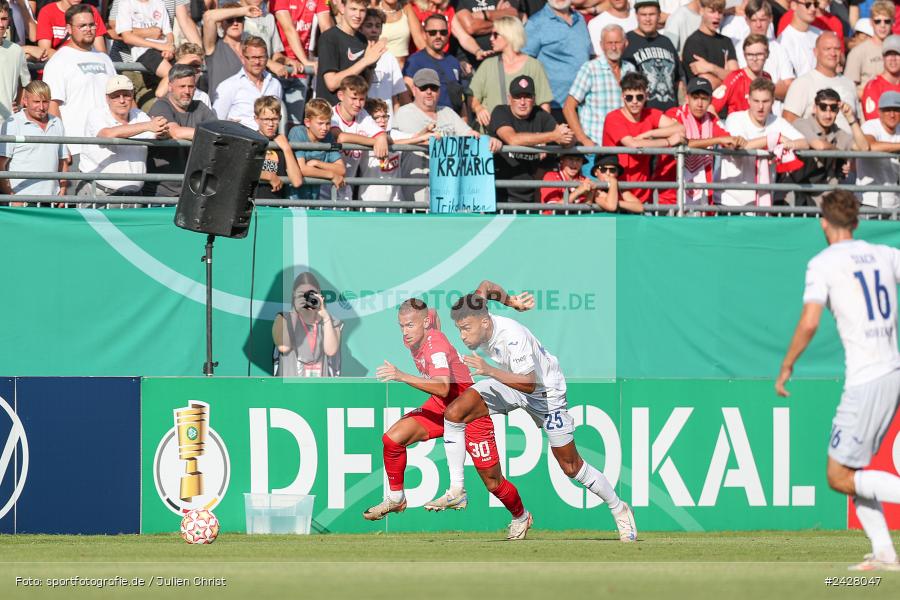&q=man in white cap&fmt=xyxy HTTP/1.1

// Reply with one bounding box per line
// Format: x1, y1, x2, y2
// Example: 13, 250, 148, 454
858, 90, 900, 209
861, 35, 900, 121
78, 74, 168, 205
